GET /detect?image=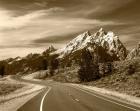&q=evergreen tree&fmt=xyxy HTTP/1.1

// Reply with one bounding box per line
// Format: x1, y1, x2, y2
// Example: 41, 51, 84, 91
1, 65, 5, 77
127, 64, 135, 75
99, 63, 105, 77
78, 49, 99, 82
99, 62, 113, 77
106, 62, 113, 73
0, 63, 5, 77
48, 54, 59, 76
42, 59, 48, 70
